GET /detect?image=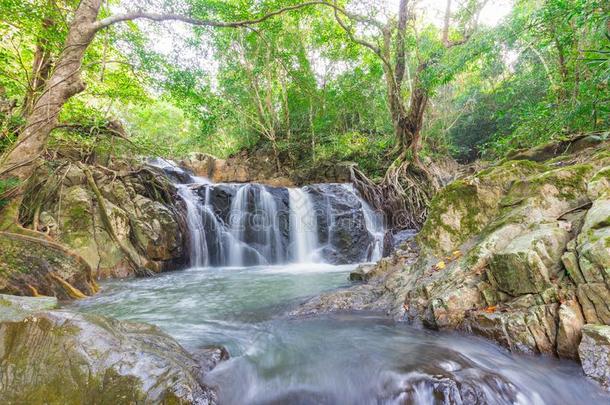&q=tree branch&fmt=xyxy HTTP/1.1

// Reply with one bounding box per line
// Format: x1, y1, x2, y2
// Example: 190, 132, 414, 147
94, 1, 350, 31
